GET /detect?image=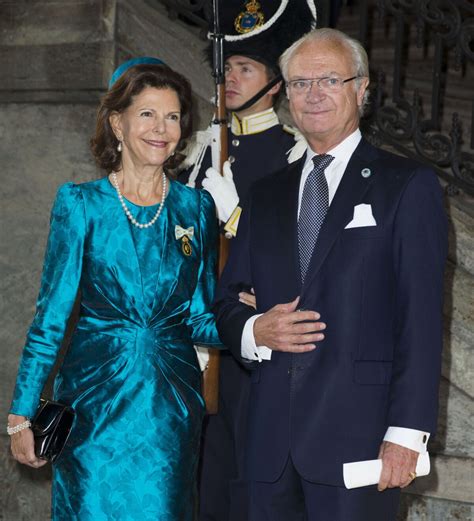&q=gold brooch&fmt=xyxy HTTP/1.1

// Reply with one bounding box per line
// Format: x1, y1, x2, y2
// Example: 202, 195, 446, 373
234, 1, 265, 34
181, 236, 192, 256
